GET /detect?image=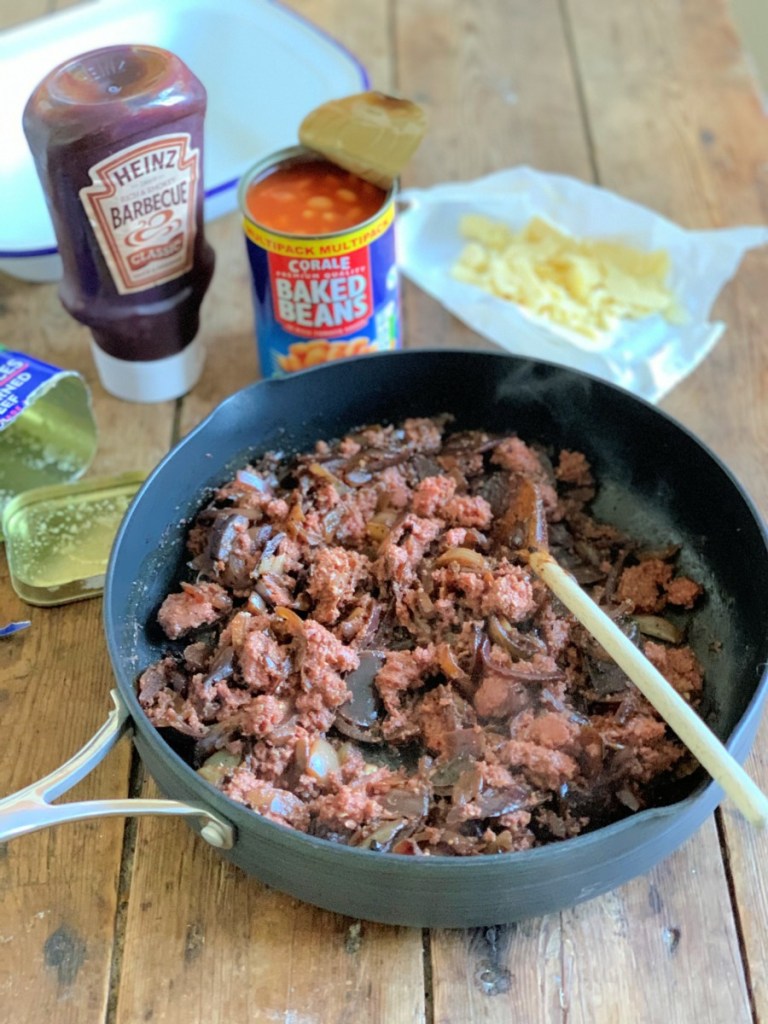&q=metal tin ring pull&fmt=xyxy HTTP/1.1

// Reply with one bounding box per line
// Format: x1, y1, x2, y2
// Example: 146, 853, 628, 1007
0, 689, 236, 850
